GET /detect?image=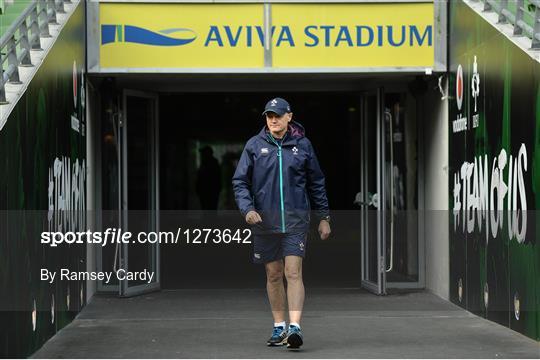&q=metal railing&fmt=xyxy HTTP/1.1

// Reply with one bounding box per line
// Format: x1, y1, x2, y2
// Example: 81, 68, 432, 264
477, 0, 540, 49
0, 0, 71, 104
